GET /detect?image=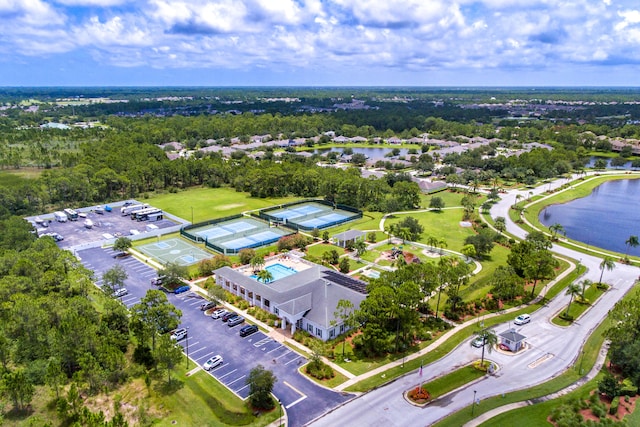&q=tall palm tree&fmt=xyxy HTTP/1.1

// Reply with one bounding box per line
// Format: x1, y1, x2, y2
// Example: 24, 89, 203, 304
598, 257, 615, 284
353, 239, 367, 259
437, 238, 448, 255
384, 224, 395, 244
427, 235, 439, 252
580, 279, 592, 300
625, 235, 639, 257
549, 223, 565, 240
398, 227, 412, 244
475, 329, 498, 367
256, 269, 273, 283
564, 283, 582, 317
